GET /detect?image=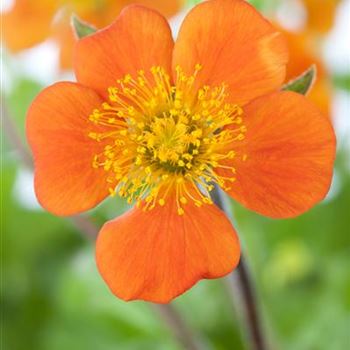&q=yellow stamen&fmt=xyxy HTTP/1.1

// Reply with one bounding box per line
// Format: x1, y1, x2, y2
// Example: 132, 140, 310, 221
88, 65, 246, 215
